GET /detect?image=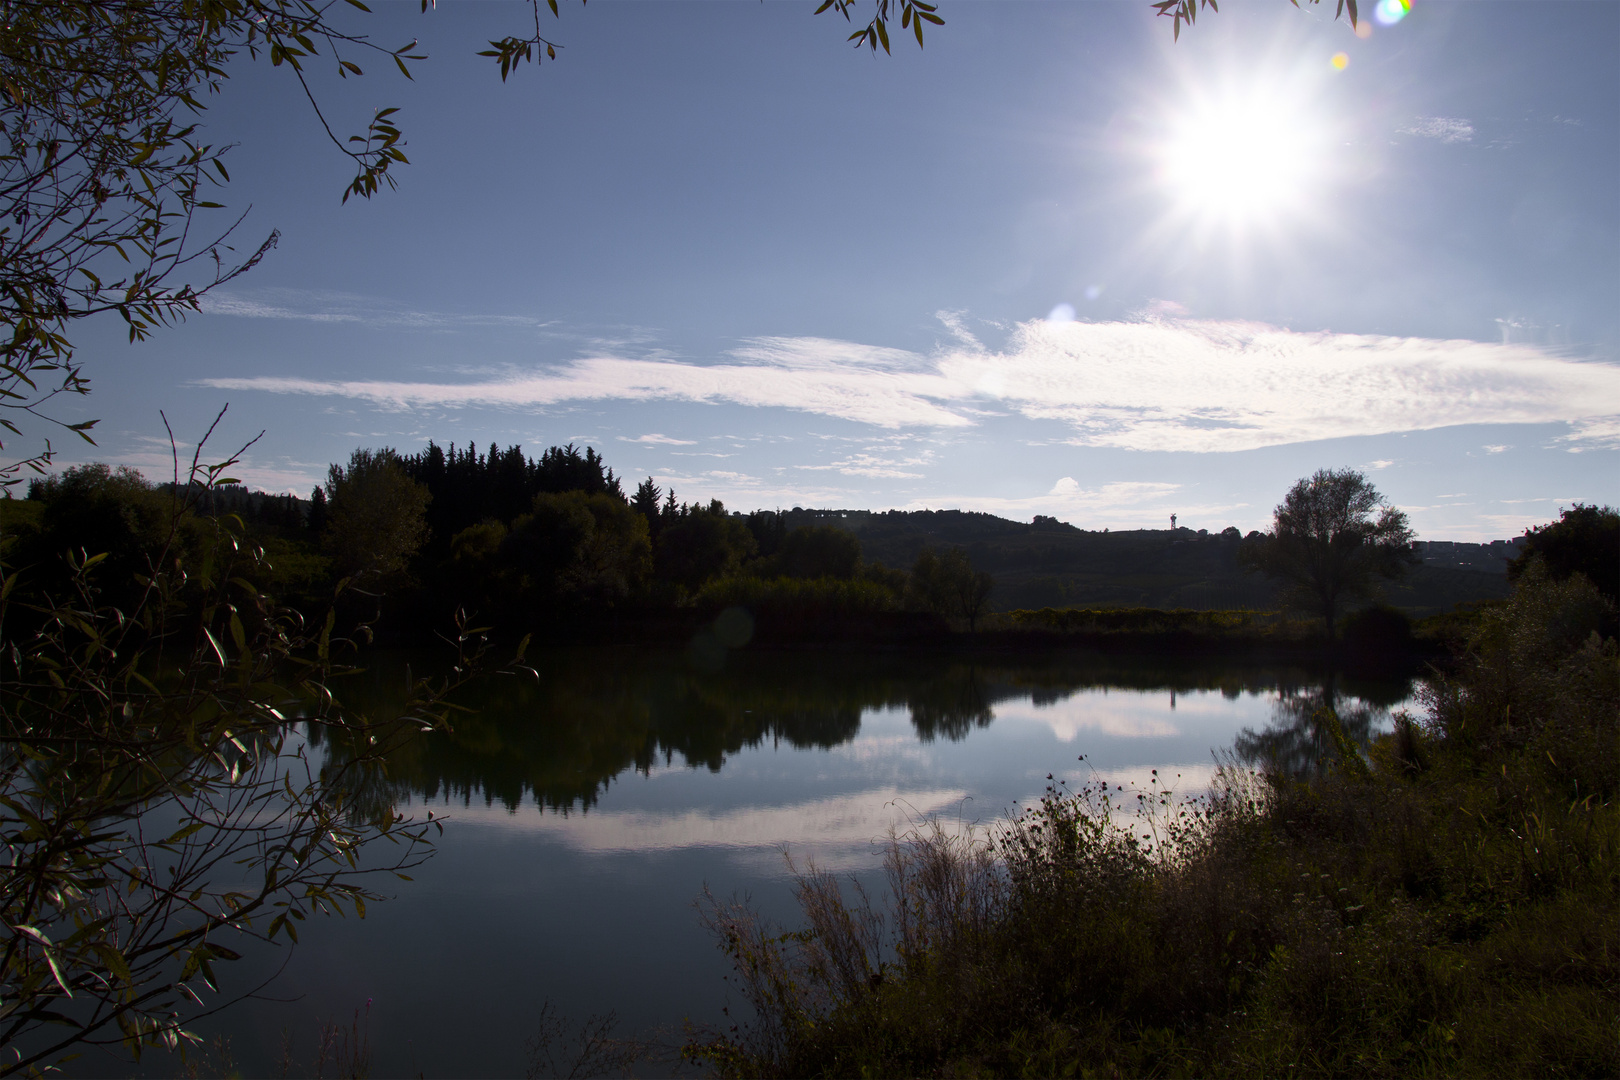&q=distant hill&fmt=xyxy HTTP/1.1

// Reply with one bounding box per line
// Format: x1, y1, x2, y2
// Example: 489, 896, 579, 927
769, 508, 1516, 617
